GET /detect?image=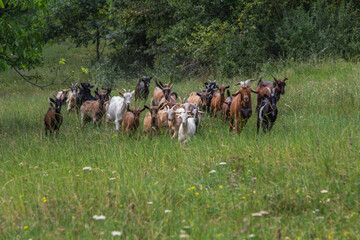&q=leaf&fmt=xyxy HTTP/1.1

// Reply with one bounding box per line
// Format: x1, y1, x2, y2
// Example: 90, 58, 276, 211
0, 0, 4, 9
0, 59, 8, 72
